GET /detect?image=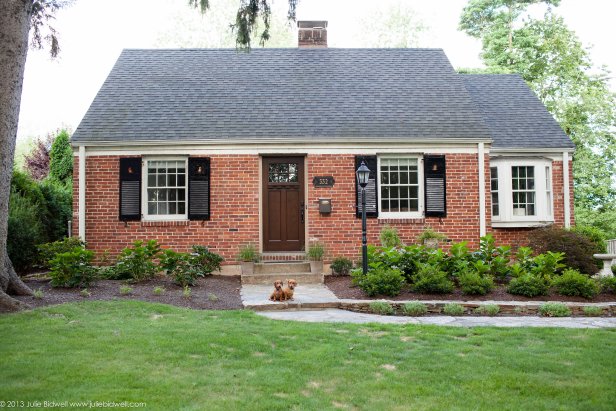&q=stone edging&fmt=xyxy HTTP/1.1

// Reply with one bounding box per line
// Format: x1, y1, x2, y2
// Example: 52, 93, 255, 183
246, 299, 616, 317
